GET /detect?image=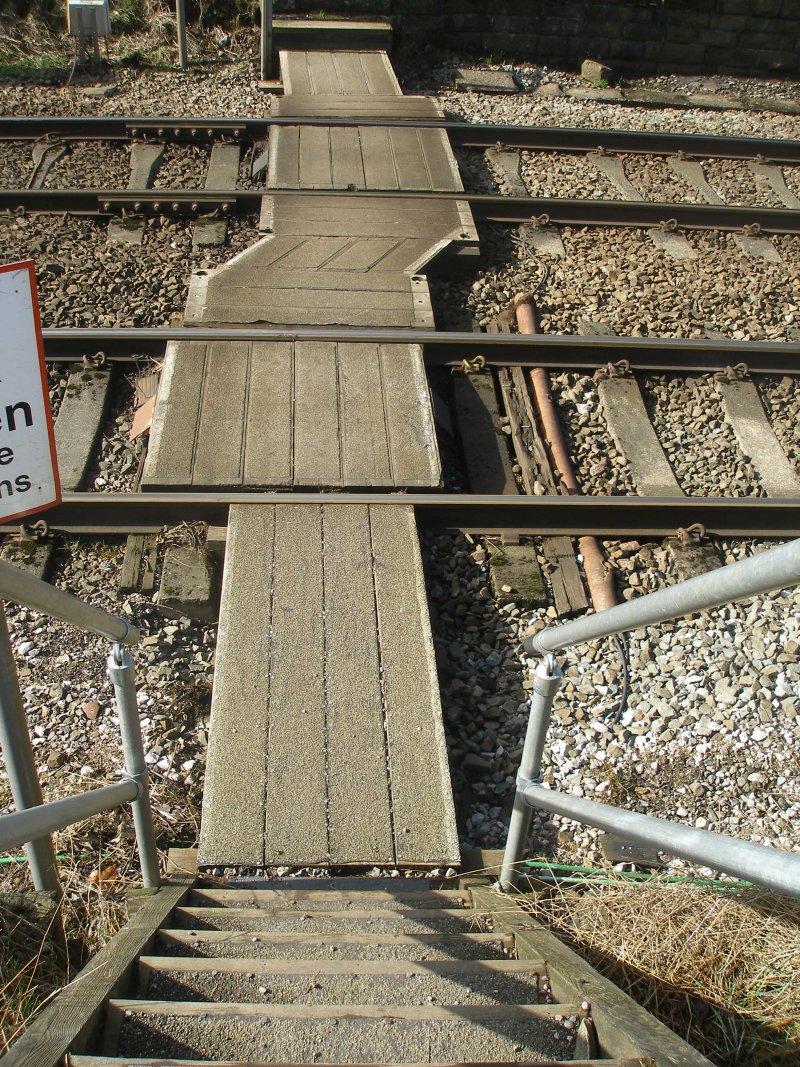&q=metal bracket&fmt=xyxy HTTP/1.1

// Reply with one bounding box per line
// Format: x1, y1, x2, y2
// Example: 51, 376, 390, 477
120, 767, 147, 800
100, 195, 231, 217
516, 769, 543, 794
714, 361, 749, 384
529, 213, 551, 230
742, 222, 762, 237
594, 358, 631, 382
675, 522, 706, 546
658, 217, 679, 232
